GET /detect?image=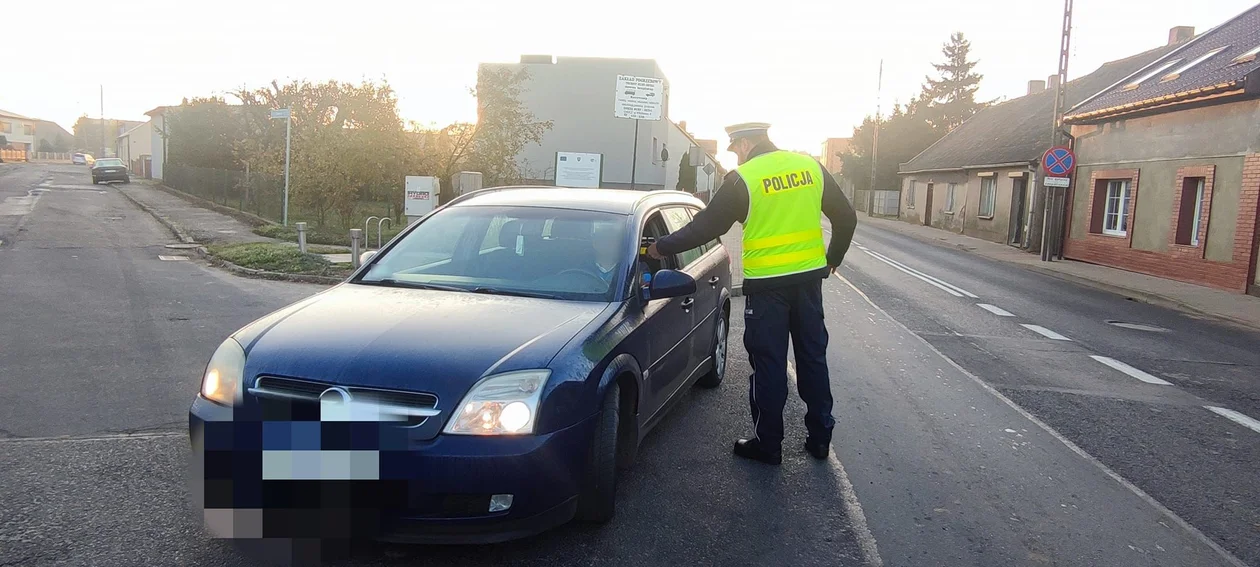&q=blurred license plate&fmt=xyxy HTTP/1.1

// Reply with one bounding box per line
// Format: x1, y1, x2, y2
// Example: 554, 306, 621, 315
261, 450, 381, 480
